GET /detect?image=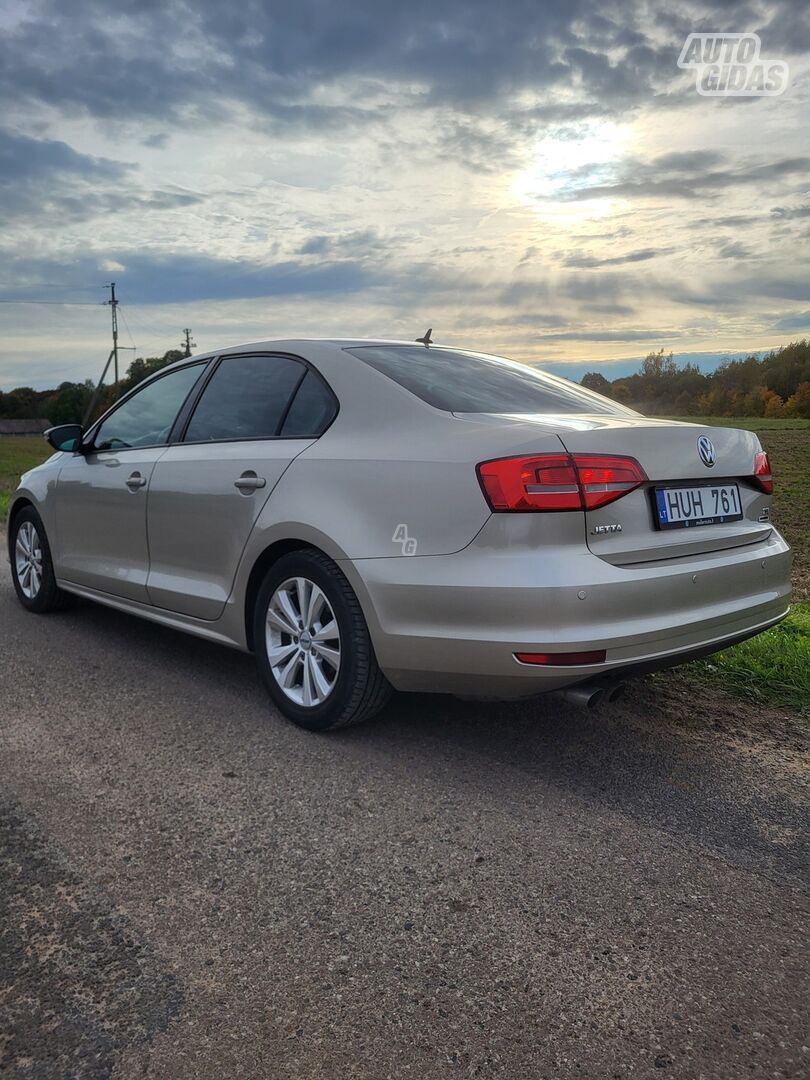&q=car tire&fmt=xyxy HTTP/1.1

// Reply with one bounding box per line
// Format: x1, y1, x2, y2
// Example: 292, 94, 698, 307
9, 506, 72, 614
254, 548, 392, 731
